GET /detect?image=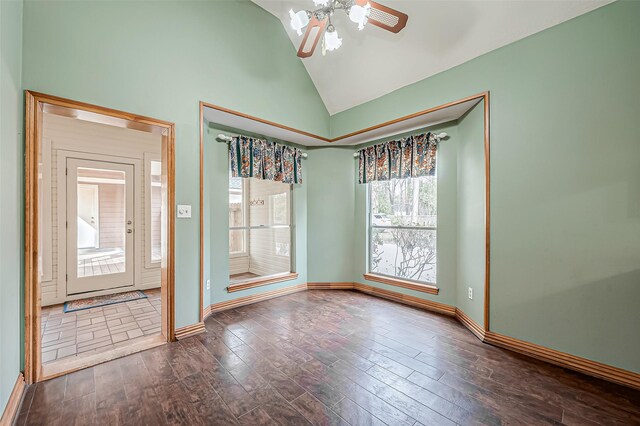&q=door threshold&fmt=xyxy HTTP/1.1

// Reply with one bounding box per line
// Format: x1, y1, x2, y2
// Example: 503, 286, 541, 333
41, 334, 166, 381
